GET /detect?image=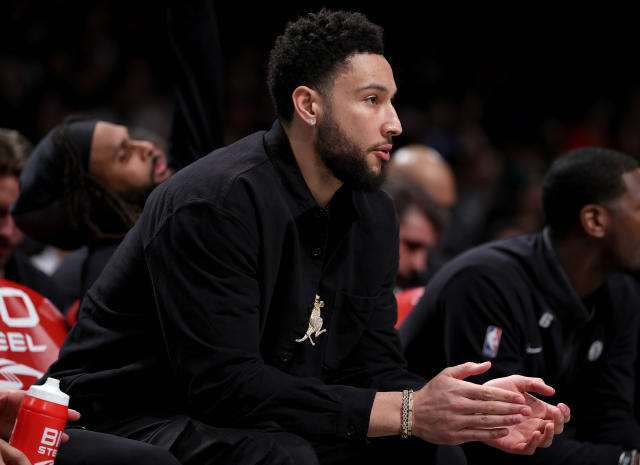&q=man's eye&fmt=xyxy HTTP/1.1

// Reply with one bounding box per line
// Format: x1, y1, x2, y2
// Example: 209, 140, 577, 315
365, 96, 377, 104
